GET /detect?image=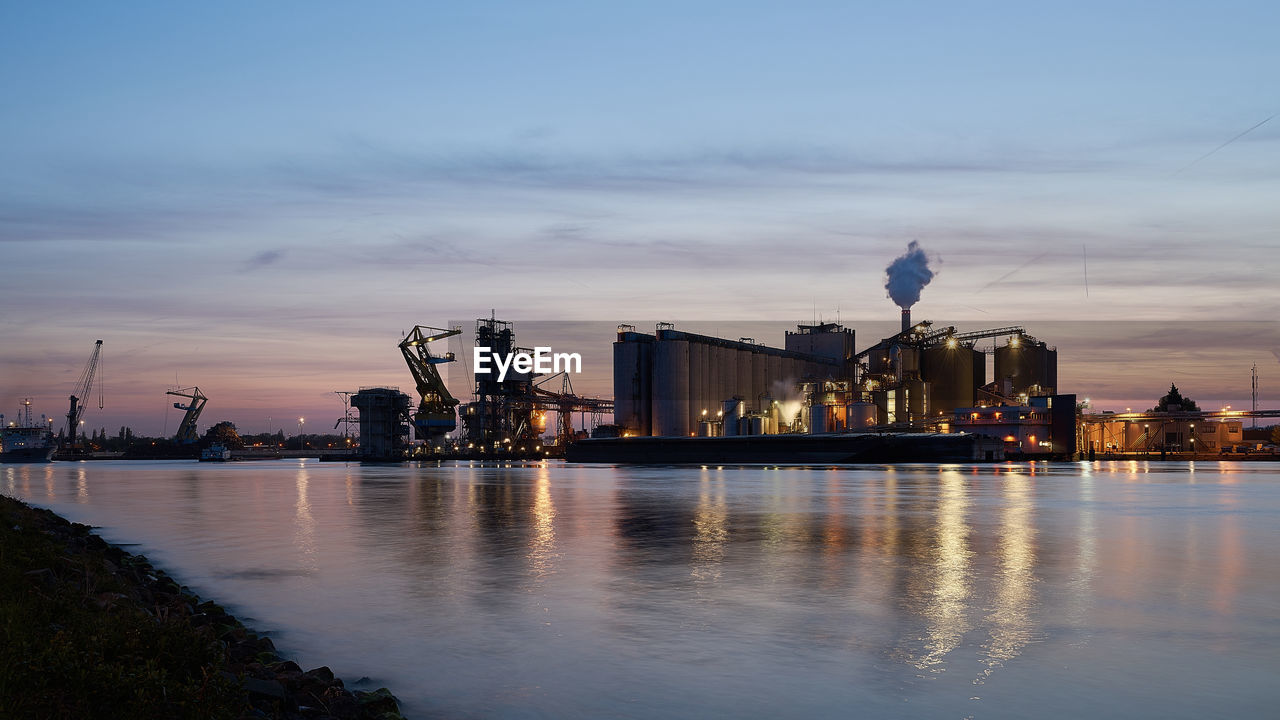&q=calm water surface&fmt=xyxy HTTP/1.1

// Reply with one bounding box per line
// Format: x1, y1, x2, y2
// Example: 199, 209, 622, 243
5, 460, 1278, 719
